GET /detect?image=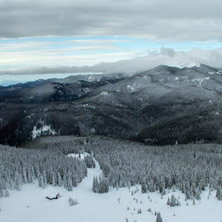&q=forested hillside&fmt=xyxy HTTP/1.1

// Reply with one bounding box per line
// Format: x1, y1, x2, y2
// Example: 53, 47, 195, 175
19, 136, 222, 200
0, 144, 90, 197
1, 65, 222, 146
